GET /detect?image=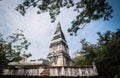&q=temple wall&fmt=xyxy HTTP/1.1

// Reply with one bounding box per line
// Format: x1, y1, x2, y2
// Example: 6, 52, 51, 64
57, 56, 64, 66
3, 66, 98, 77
